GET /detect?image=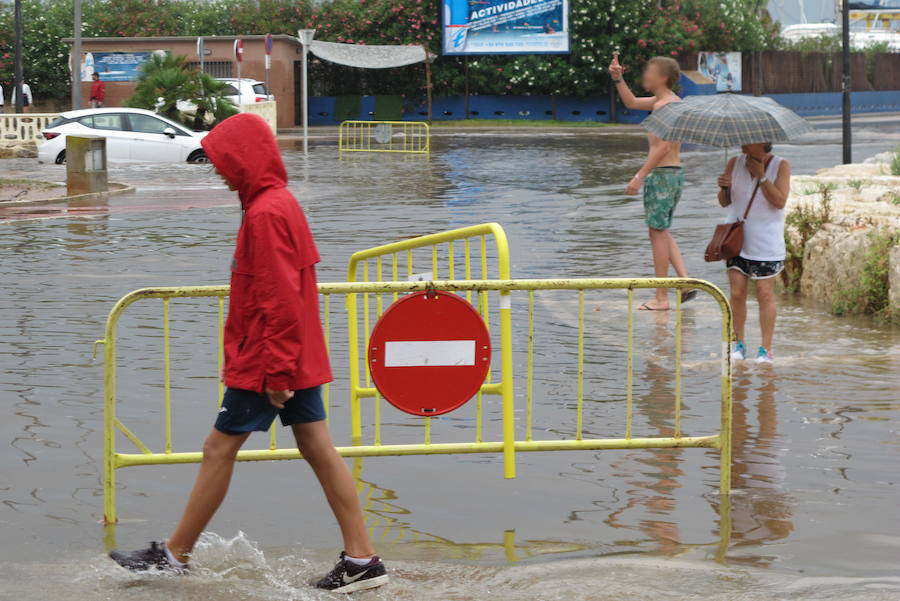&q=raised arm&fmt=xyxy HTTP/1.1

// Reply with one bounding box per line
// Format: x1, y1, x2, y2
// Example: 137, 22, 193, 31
717, 156, 738, 207
609, 55, 656, 111
761, 159, 791, 209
